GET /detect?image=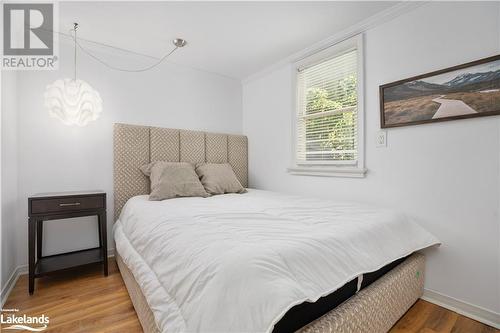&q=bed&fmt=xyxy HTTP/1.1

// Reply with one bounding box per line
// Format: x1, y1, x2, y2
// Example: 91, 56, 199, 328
113, 123, 439, 333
